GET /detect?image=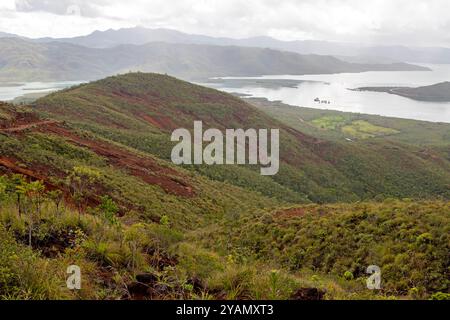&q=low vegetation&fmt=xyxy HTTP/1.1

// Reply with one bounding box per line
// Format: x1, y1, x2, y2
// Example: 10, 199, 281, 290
204, 200, 449, 298
0, 74, 449, 300
341, 120, 399, 139
2, 174, 447, 300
